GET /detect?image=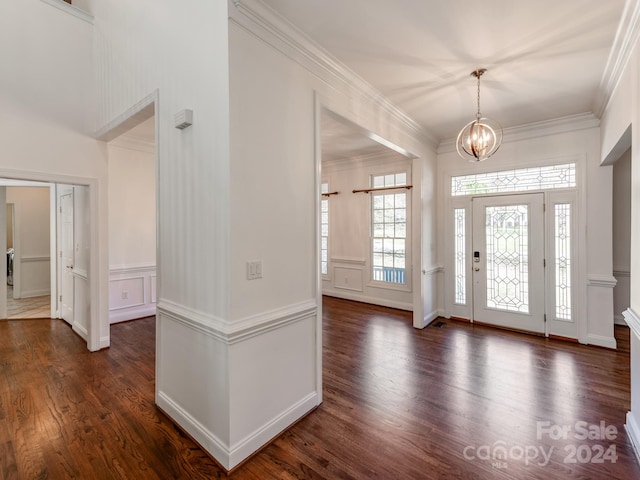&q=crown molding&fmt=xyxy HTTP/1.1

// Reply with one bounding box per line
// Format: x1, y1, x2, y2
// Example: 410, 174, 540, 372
437, 113, 600, 155
228, 0, 437, 150
40, 0, 94, 24
595, 0, 640, 117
